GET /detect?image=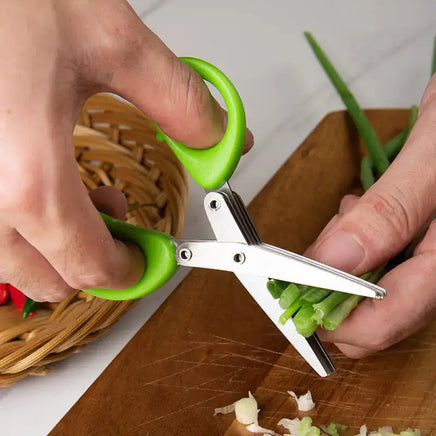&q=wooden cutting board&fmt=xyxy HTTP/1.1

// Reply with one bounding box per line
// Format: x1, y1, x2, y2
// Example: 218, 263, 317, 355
51, 110, 436, 436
